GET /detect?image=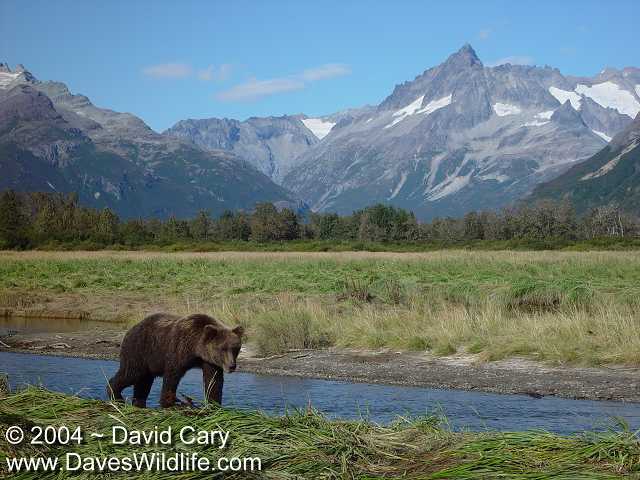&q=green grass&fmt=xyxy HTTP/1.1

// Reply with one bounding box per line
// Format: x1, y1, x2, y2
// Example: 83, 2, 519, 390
1, 251, 640, 365
1, 251, 640, 299
1, 387, 639, 478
